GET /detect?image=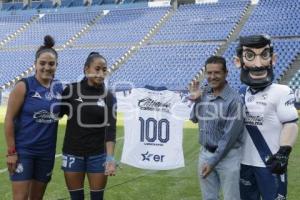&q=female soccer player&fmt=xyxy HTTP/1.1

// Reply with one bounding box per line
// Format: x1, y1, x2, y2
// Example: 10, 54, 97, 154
5, 35, 63, 199
60, 52, 117, 200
